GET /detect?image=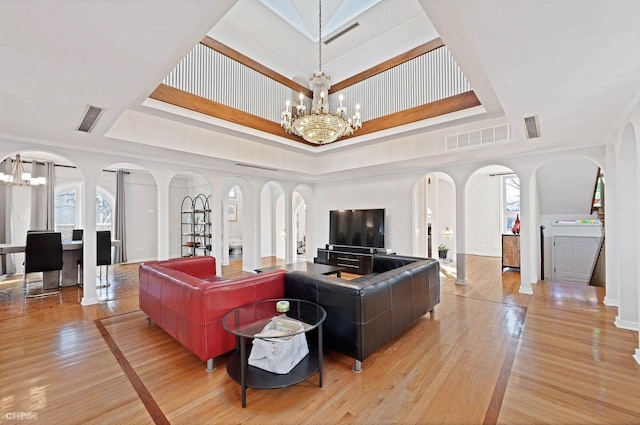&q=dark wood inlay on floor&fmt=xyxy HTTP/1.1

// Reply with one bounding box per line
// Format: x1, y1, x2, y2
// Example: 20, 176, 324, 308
483, 305, 527, 424
95, 318, 170, 425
